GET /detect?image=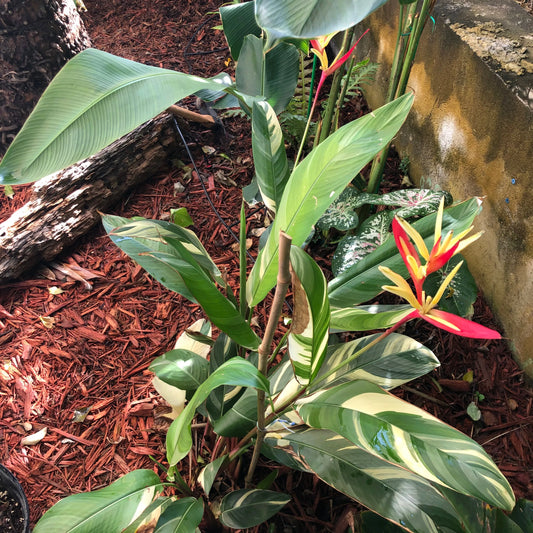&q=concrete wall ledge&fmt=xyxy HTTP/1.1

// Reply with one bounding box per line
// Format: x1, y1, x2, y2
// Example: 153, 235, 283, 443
354, 0, 533, 378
